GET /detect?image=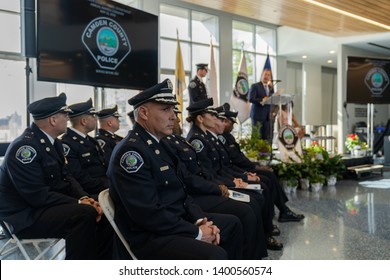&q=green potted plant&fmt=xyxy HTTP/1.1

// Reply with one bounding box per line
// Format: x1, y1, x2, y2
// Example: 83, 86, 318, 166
345, 133, 368, 156
239, 123, 272, 164
320, 150, 346, 186
274, 161, 302, 193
